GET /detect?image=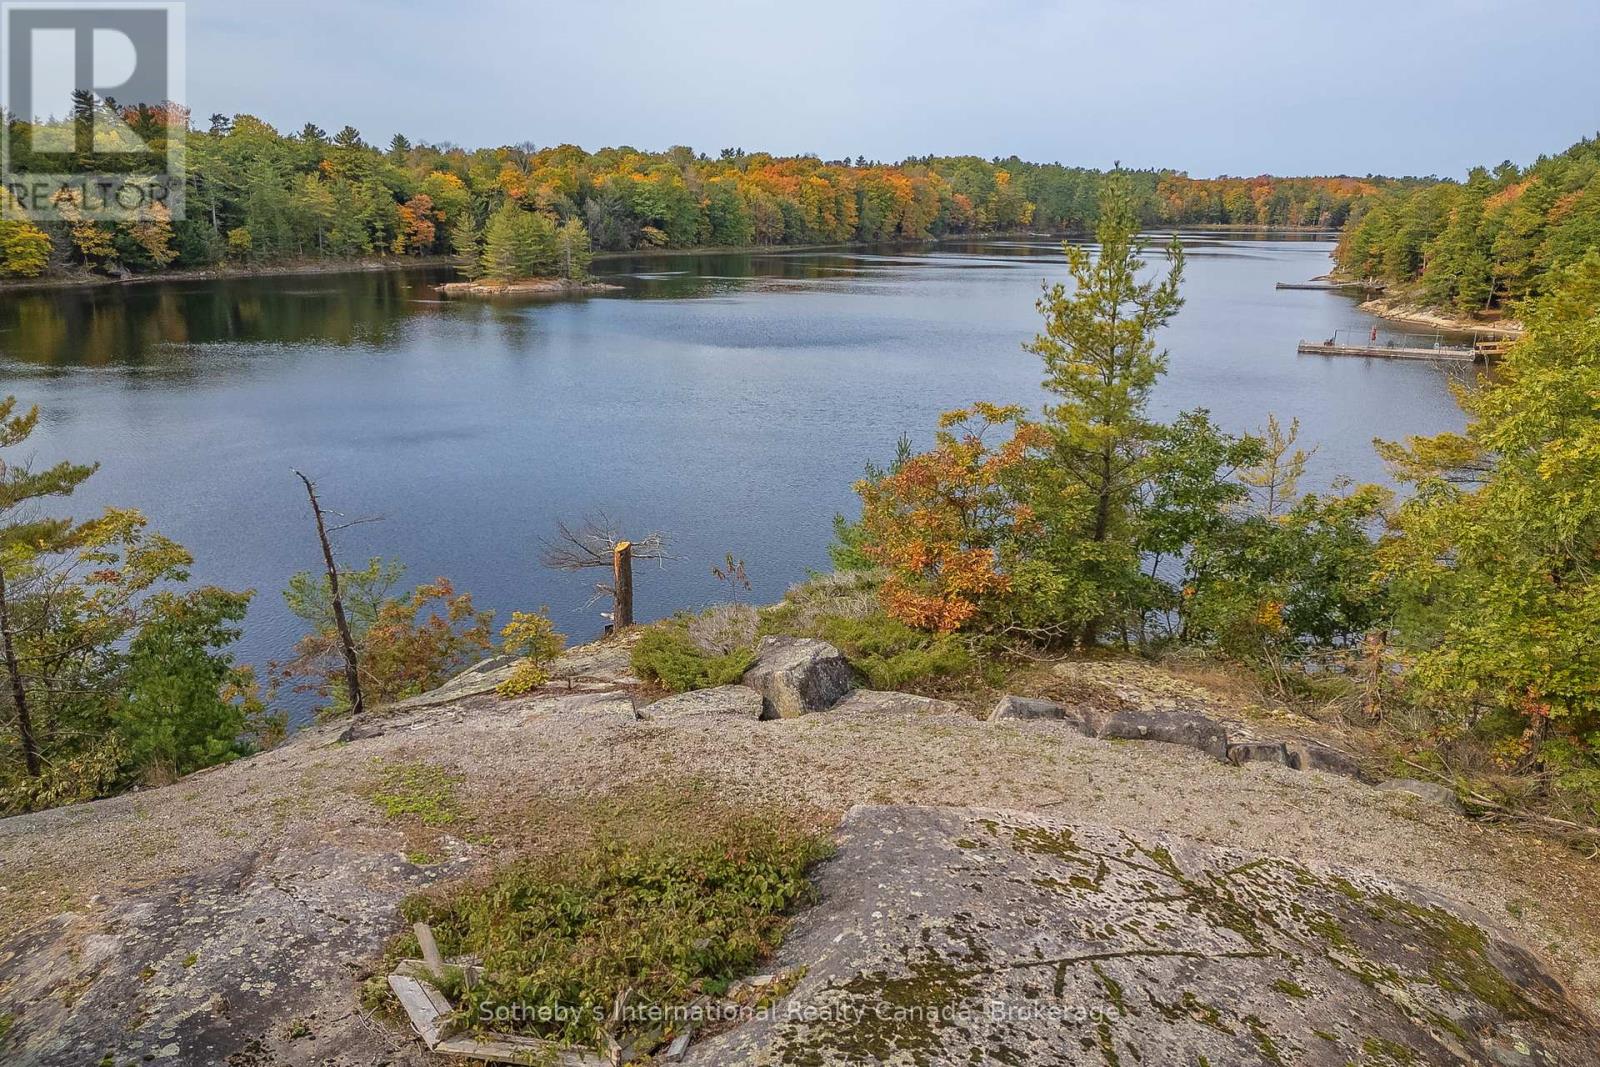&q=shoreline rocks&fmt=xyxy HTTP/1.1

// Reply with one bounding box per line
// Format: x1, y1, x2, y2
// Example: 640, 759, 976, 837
1358, 294, 1524, 337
